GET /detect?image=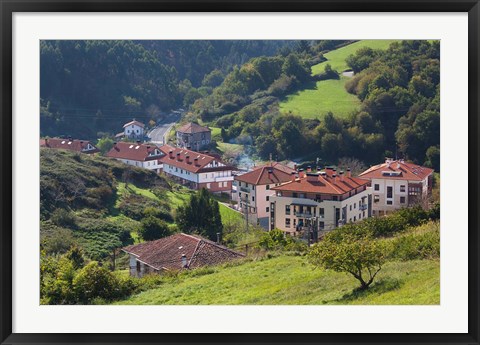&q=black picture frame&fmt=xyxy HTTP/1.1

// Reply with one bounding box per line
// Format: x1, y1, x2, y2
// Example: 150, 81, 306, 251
1, 1, 479, 344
